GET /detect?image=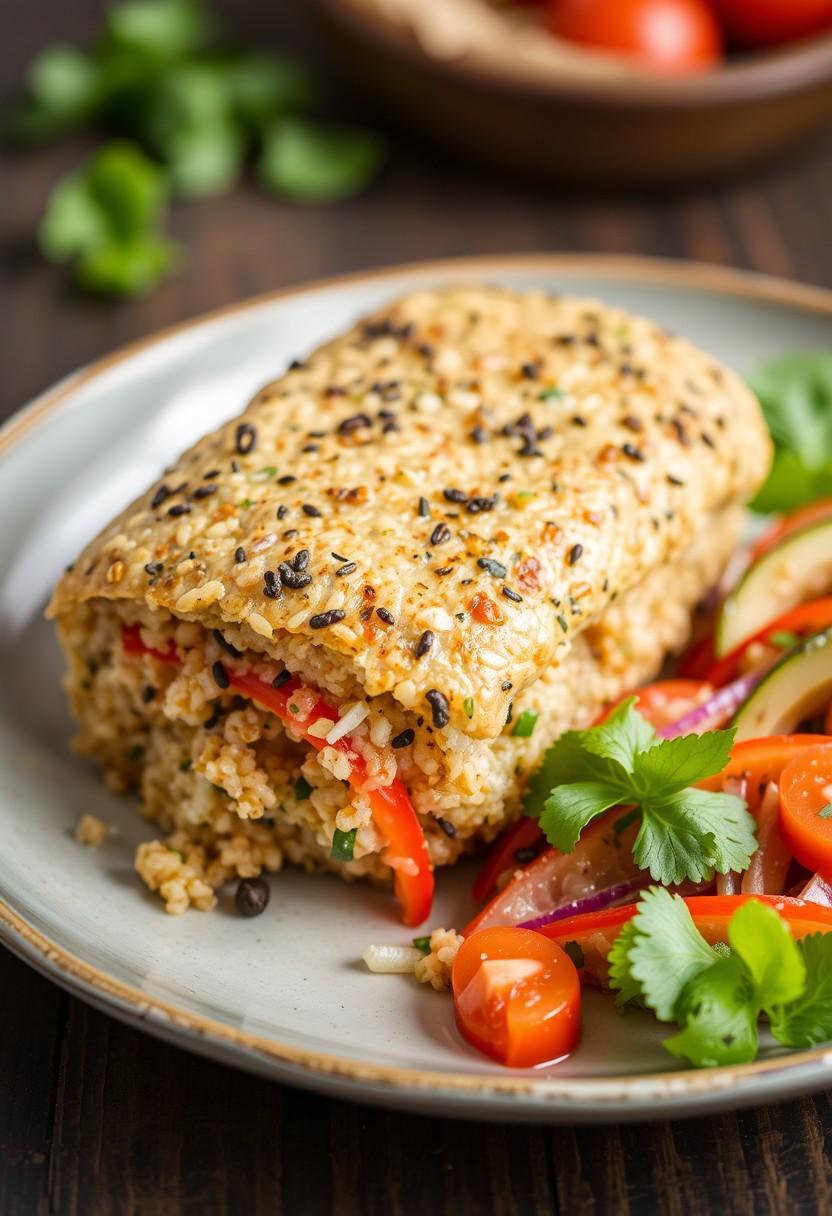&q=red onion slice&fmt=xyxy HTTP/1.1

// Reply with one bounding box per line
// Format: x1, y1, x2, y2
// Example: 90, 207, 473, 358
518, 877, 650, 932
659, 671, 763, 740
799, 873, 832, 907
